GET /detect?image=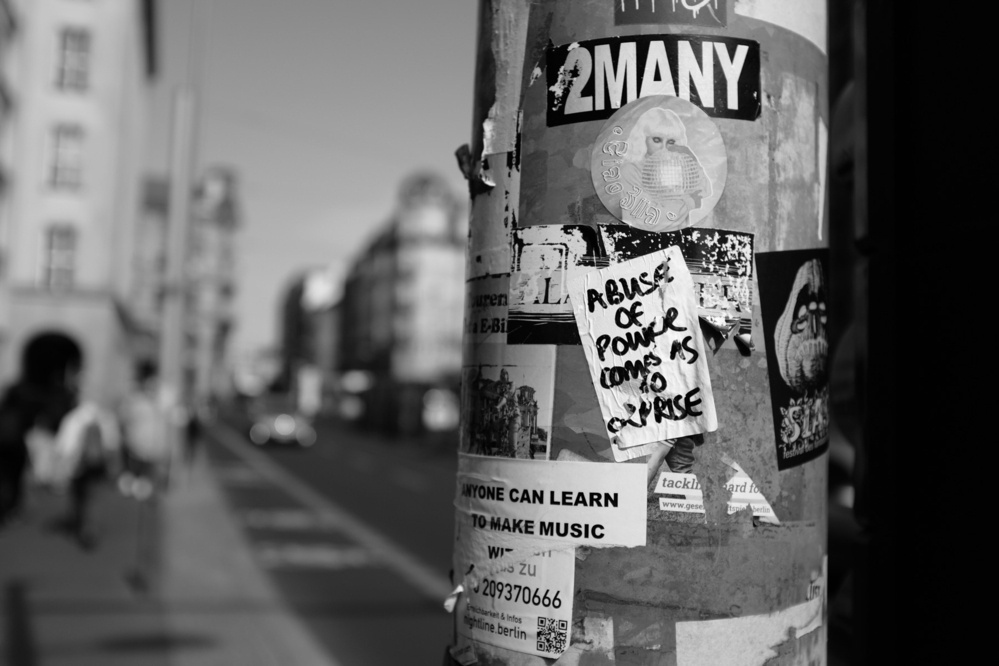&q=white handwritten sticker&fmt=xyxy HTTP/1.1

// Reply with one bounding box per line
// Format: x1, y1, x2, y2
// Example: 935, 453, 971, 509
568, 246, 717, 459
